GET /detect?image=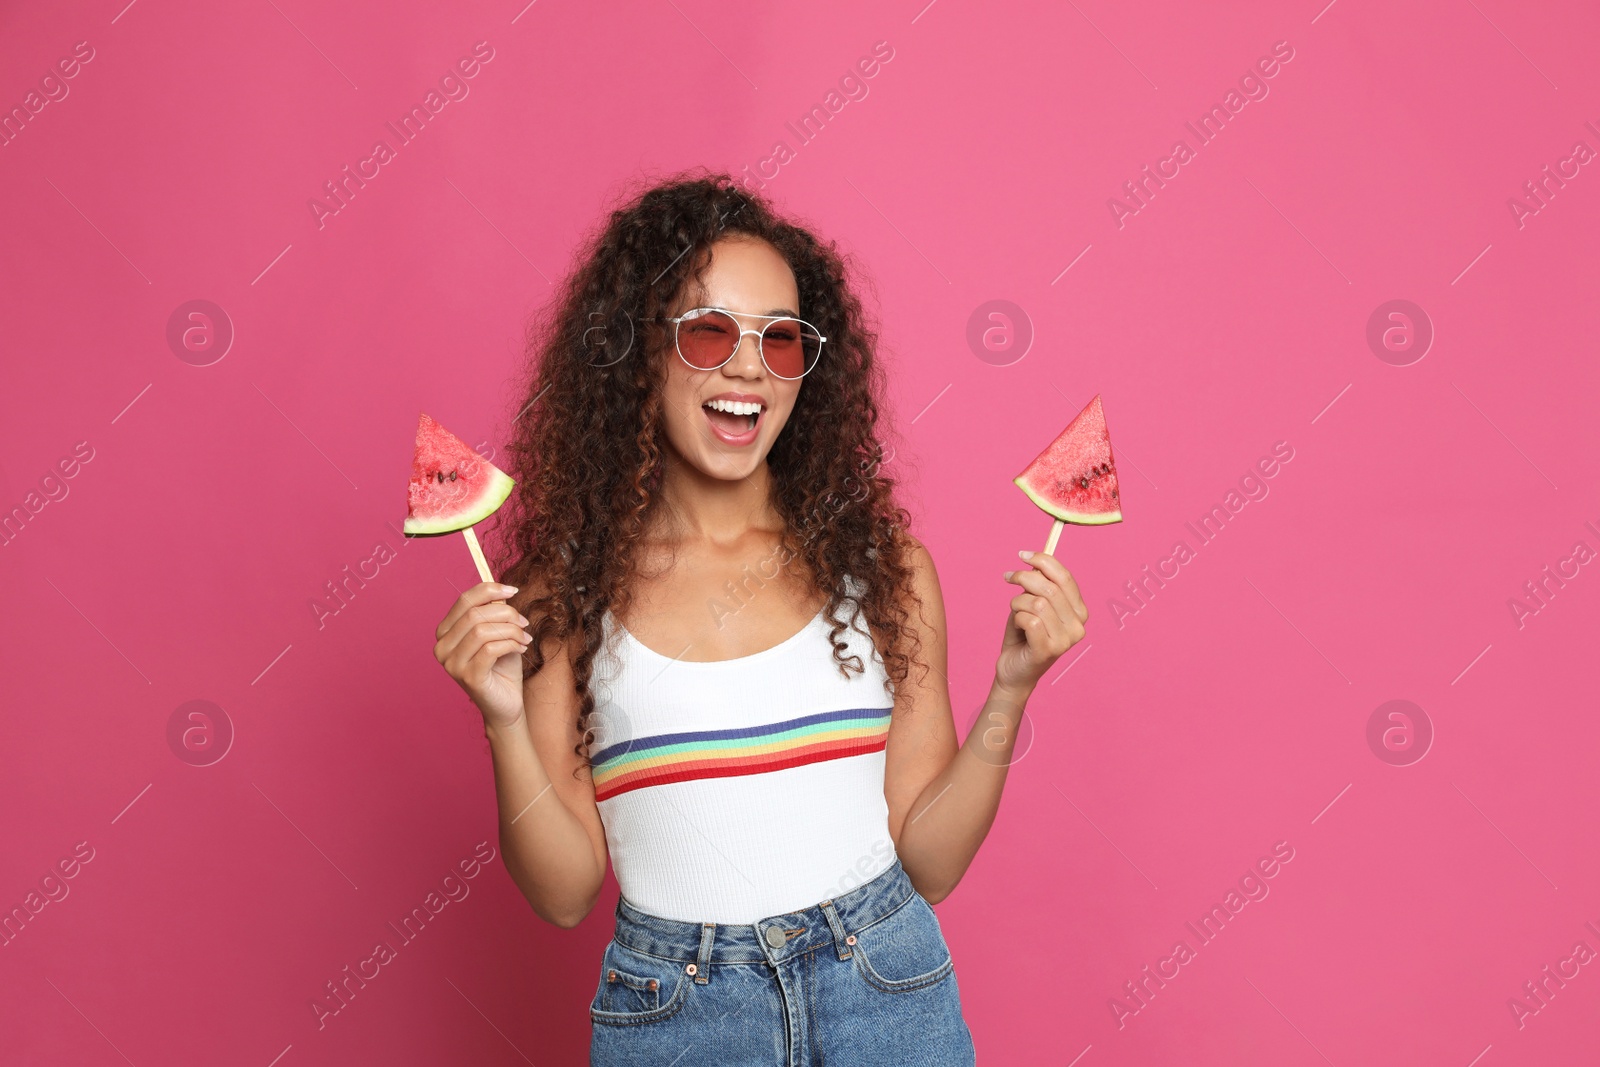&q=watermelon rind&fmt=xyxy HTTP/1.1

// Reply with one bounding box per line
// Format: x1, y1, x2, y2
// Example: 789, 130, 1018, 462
403, 465, 515, 536
1013, 475, 1123, 525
